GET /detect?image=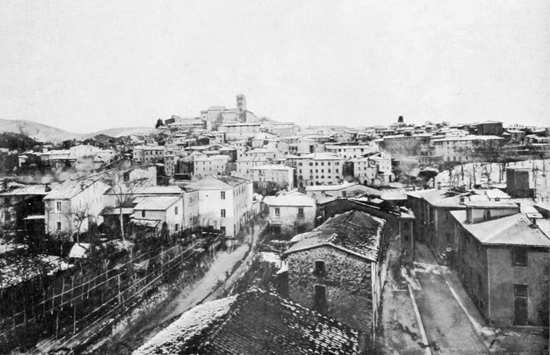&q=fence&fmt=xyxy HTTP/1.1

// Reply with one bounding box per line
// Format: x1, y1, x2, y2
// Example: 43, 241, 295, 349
0, 235, 223, 352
